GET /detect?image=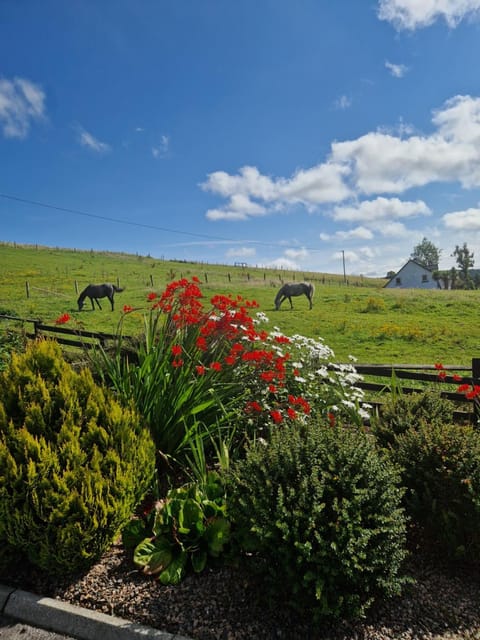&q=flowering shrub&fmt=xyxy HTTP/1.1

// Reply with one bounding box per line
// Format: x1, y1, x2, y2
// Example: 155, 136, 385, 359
90, 277, 369, 461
